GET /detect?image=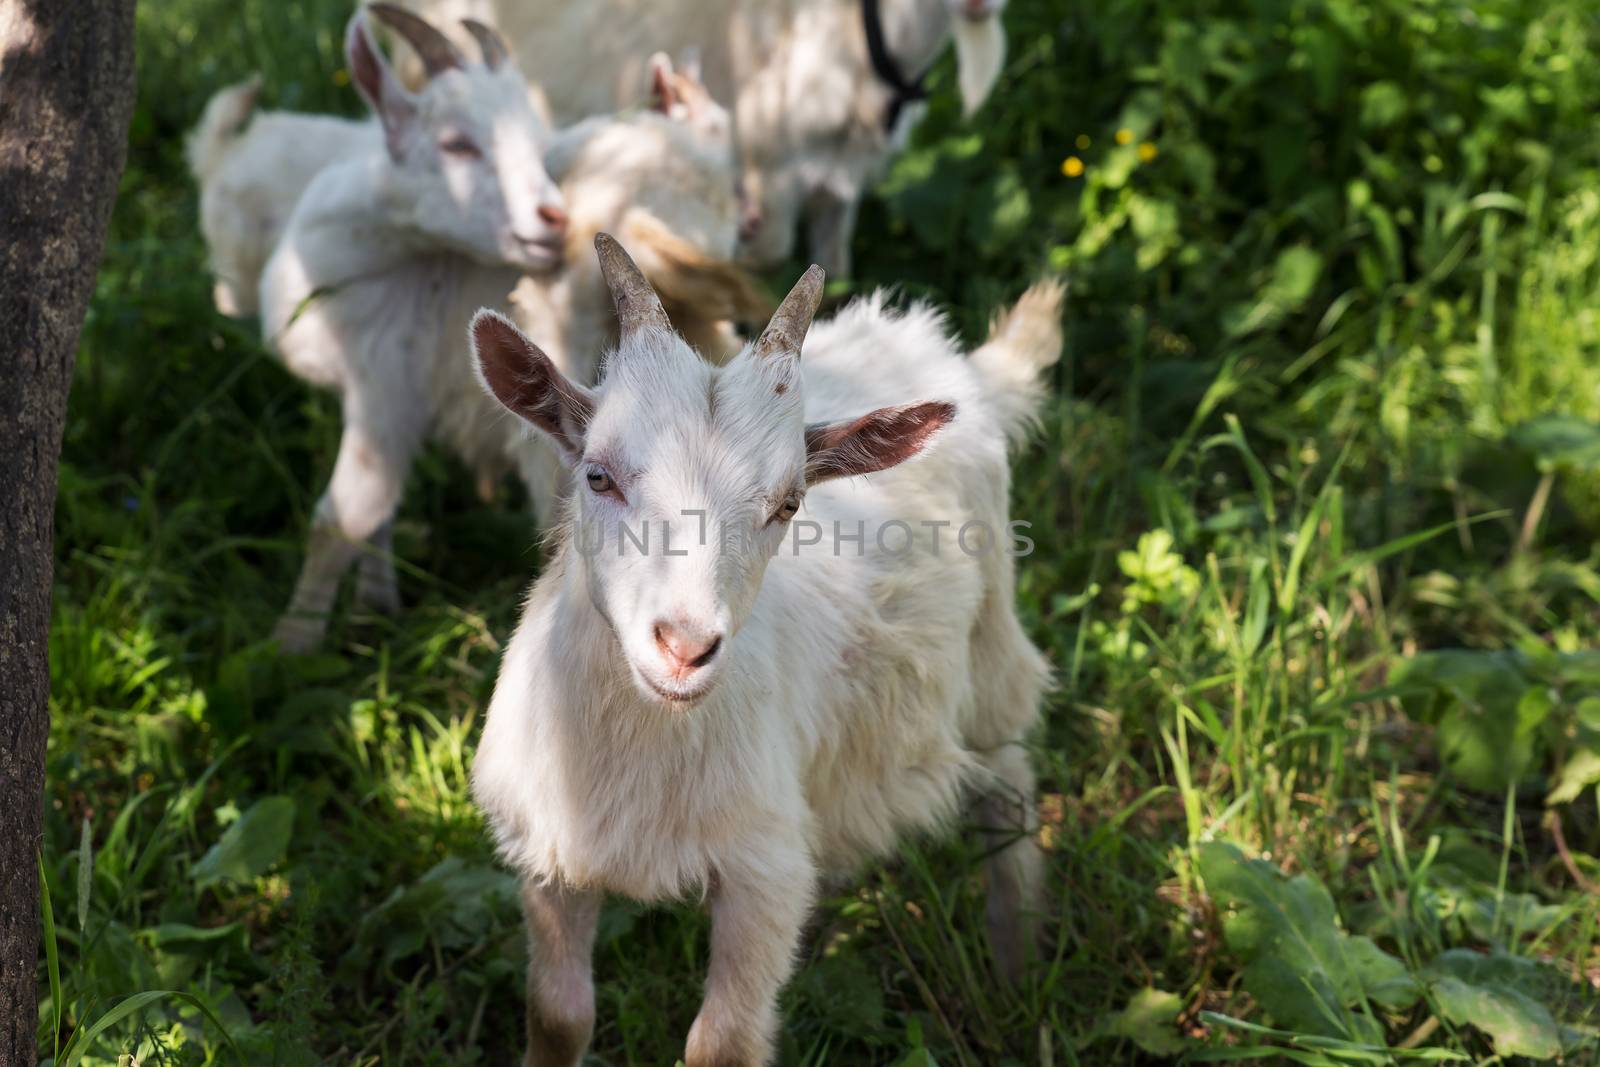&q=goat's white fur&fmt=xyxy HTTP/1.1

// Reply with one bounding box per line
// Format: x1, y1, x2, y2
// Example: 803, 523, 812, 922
404, 0, 1010, 277
189, 82, 381, 316
470, 248, 1062, 1066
